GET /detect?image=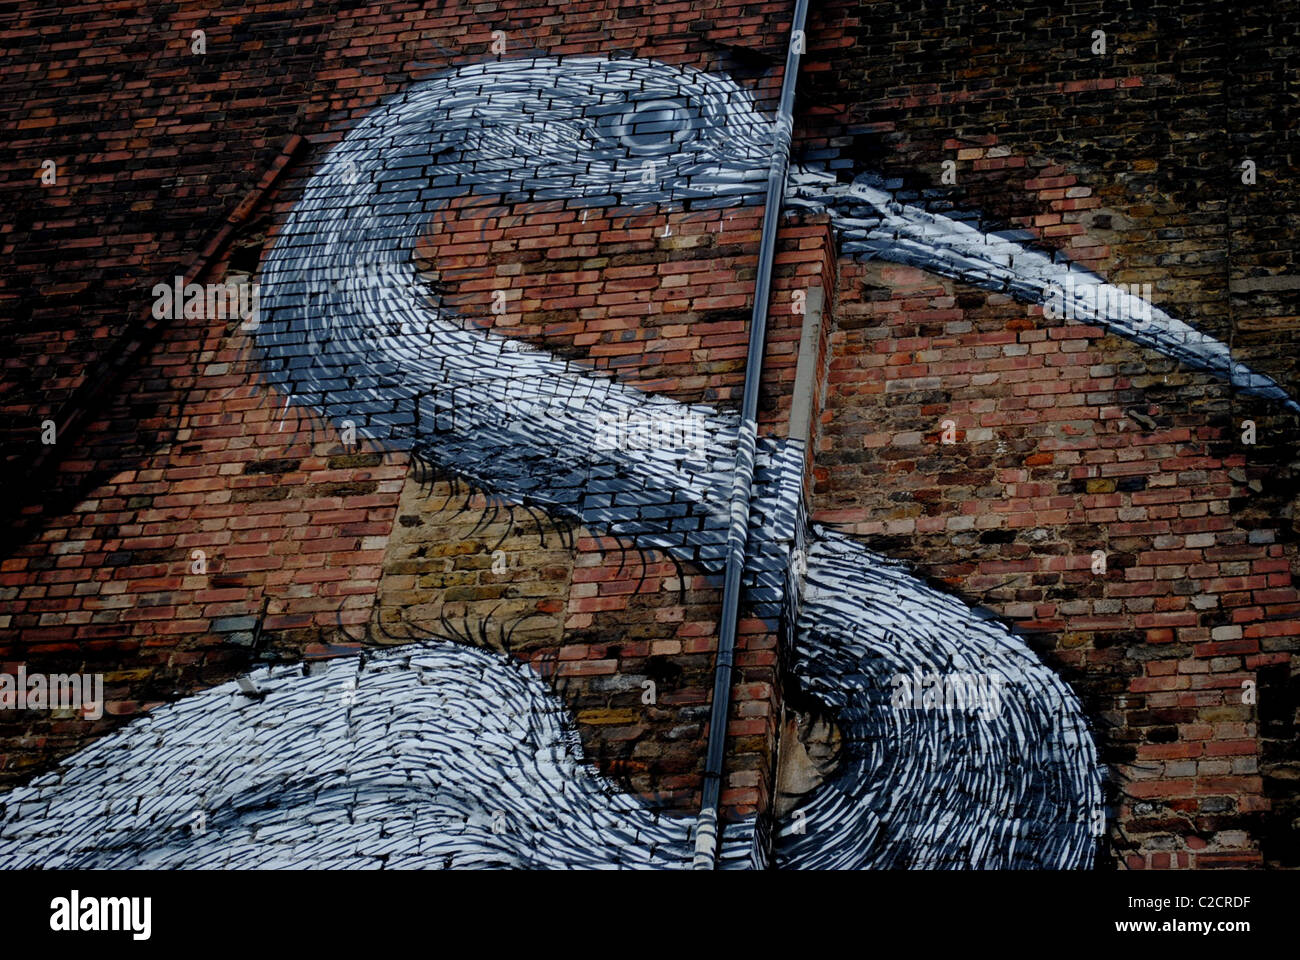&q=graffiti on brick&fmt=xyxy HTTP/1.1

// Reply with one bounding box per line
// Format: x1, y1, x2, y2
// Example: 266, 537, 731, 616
785, 169, 1297, 412
7, 53, 1295, 870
